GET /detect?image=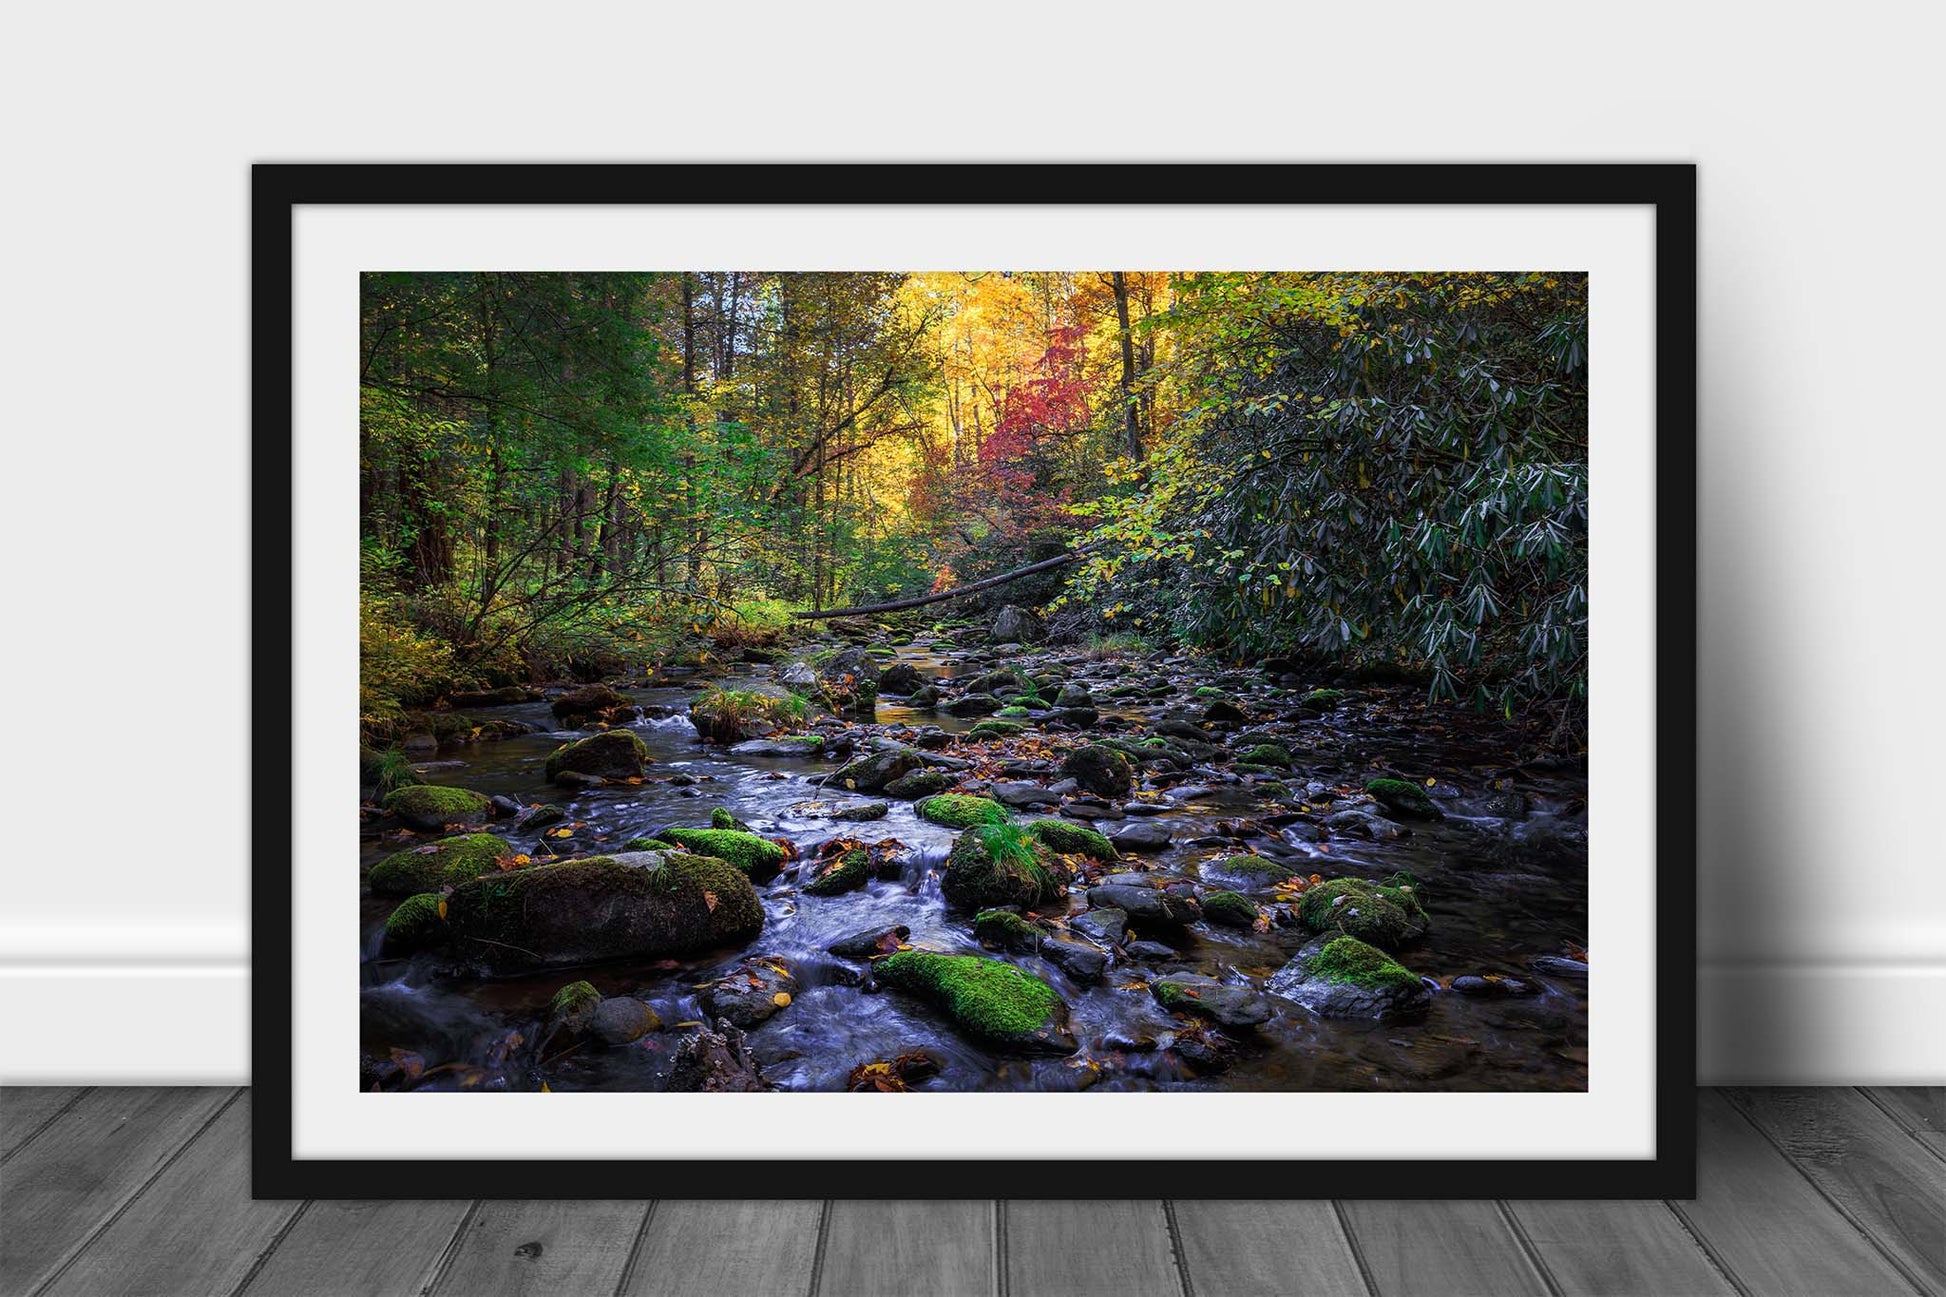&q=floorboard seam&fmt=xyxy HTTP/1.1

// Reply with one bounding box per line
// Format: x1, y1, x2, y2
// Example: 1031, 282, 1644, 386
224, 1198, 312, 1297
610, 1199, 659, 1297
0, 1087, 90, 1166
418, 1199, 483, 1297
1857, 1086, 1946, 1168
804, 1199, 833, 1297
1725, 1091, 1935, 1296
26, 1086, 244, 1297
1664, 1199, 1755, 1297
1160, 1200, 1195, 1297
992, 1200, 1007, 1297
1494, 1199, 1564, 1297
1330, 1202, 1381, 1297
